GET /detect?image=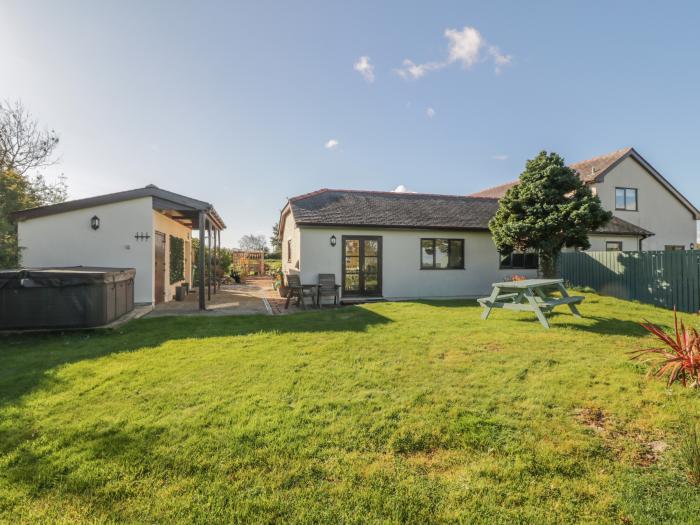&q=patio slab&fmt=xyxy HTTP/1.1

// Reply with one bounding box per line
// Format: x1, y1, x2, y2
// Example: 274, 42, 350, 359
146, 278, 298, 317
